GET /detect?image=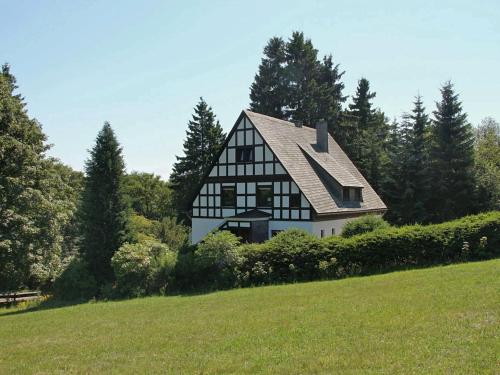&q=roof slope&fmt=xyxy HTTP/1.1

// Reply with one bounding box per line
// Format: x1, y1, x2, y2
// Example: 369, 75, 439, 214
244, 110, 387, 215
